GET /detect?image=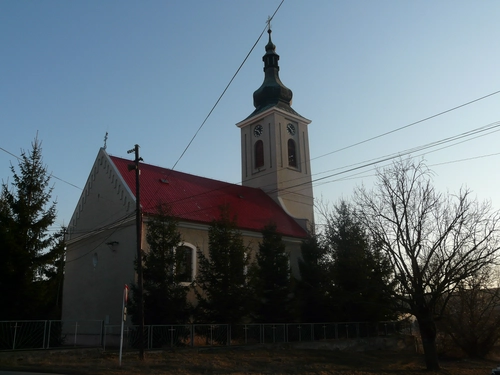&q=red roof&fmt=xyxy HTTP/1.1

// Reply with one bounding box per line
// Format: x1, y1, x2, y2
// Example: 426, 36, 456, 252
110, 155, 307, 238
